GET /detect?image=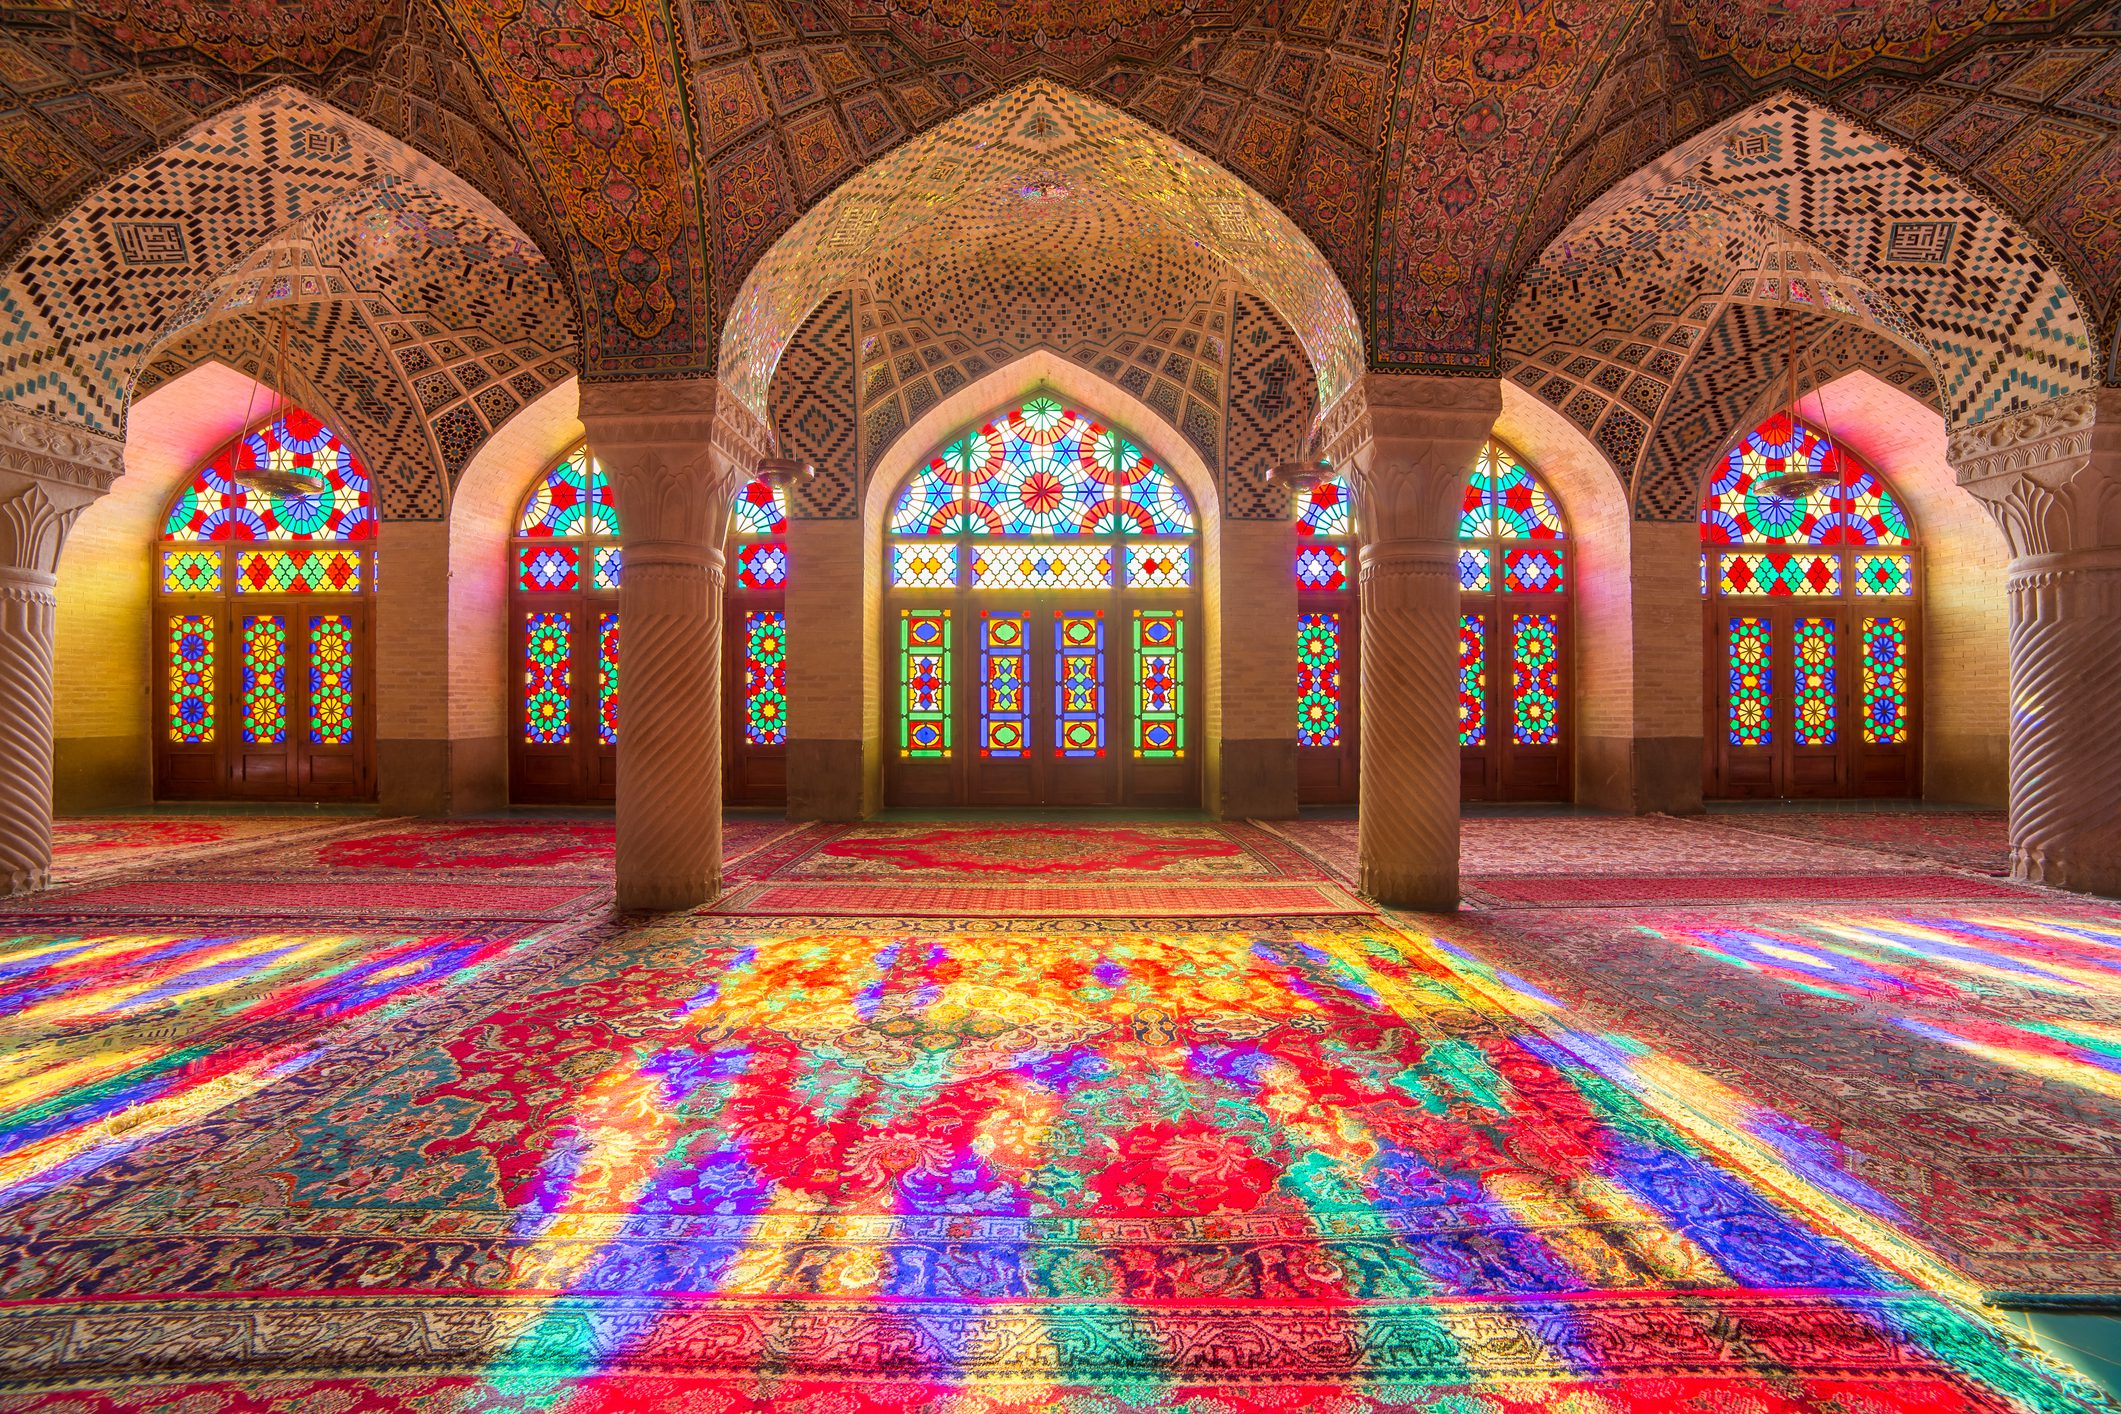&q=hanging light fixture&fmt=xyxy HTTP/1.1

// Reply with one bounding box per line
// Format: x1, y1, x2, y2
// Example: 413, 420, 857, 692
1268, 458, 1330, 494
236, 306, 330, 499
1751, 238, 1839, 503
756, 456, 816, 490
